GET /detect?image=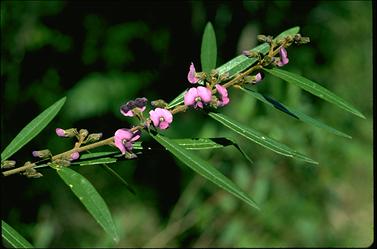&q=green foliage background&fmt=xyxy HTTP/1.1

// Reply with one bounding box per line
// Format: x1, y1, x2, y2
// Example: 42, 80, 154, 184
1, 1, 373, 247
